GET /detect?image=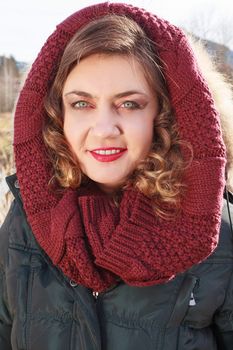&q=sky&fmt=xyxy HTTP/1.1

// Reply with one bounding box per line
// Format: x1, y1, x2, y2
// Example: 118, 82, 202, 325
1, 0, 232, 62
